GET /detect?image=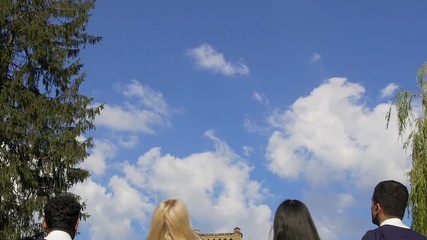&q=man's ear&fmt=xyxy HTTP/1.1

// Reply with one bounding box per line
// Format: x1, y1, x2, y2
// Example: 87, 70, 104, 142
74, 219, 80, 232
42, 217, 48, 231
374, 203, 382, 213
